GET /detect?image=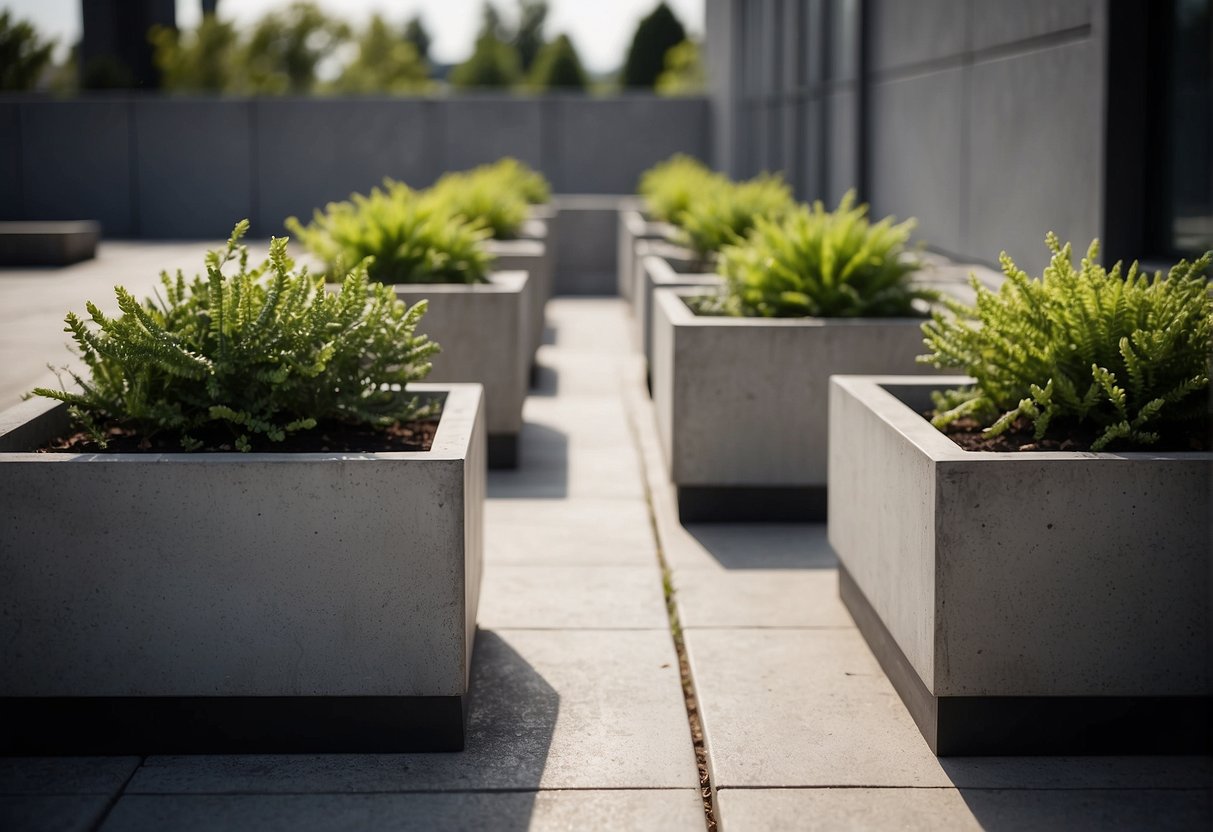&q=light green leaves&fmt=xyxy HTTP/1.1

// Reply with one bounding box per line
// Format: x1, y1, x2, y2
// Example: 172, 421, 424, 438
33, 222, 440, 451
921, 235, 1213, 450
